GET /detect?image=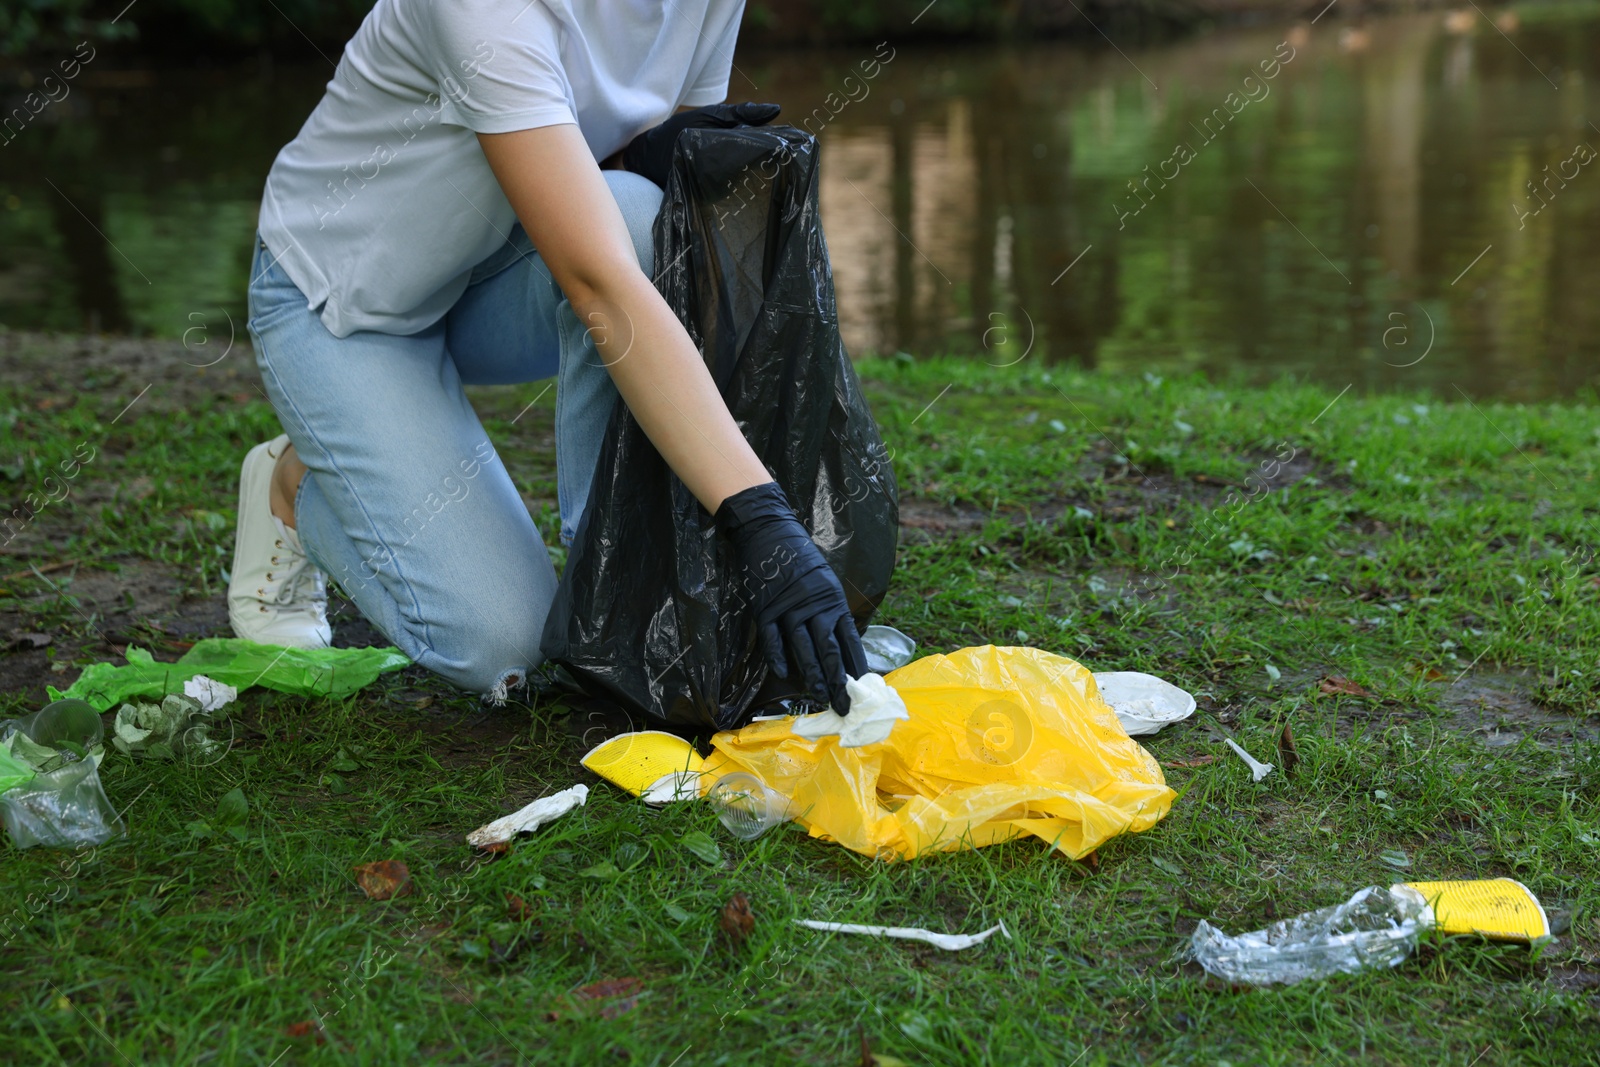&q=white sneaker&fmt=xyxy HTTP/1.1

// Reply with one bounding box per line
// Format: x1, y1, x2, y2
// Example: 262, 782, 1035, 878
228, 434, 332, 649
